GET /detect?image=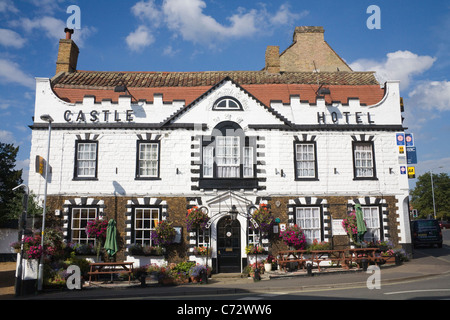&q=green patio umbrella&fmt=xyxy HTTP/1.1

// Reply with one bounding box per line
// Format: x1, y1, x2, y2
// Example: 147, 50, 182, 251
104, 219, 118, 260
355, 204, 367, 244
